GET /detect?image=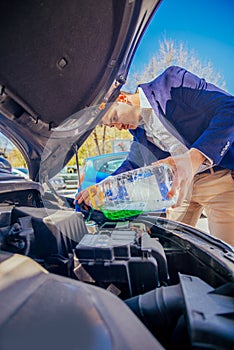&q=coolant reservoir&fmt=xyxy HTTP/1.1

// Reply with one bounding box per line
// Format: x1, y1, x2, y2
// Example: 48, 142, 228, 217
86, 164, 178, 220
